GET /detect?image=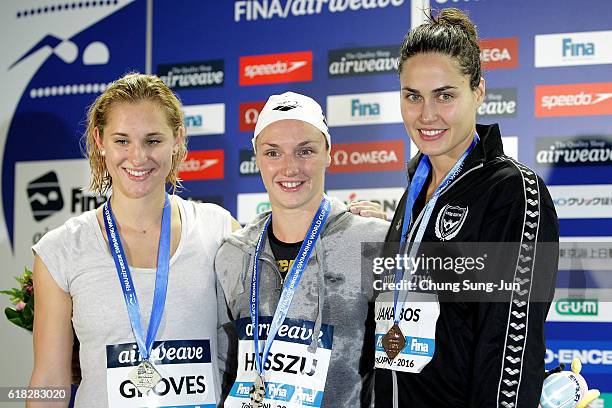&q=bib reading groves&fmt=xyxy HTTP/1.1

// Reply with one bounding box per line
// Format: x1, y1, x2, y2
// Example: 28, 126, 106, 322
106, 339, 216, 407
374, 291, 440, 373
226, 317, 333, 408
